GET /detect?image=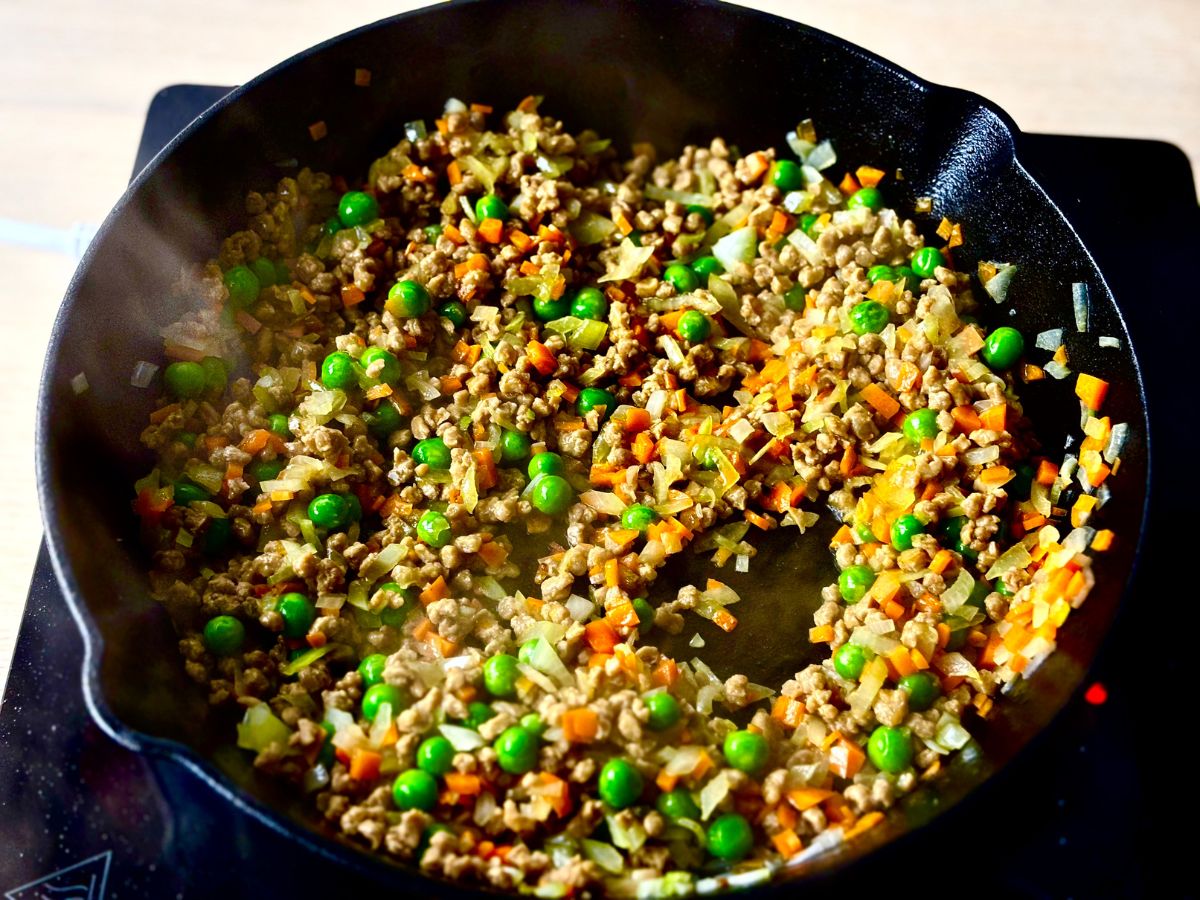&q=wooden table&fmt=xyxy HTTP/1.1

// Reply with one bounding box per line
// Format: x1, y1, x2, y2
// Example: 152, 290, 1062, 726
0, 0, 1196, 683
